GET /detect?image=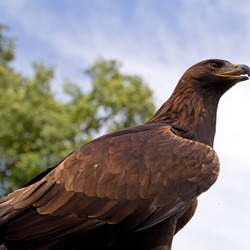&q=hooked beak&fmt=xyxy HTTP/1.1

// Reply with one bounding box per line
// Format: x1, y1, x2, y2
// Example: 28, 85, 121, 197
216, 64, 250, 82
